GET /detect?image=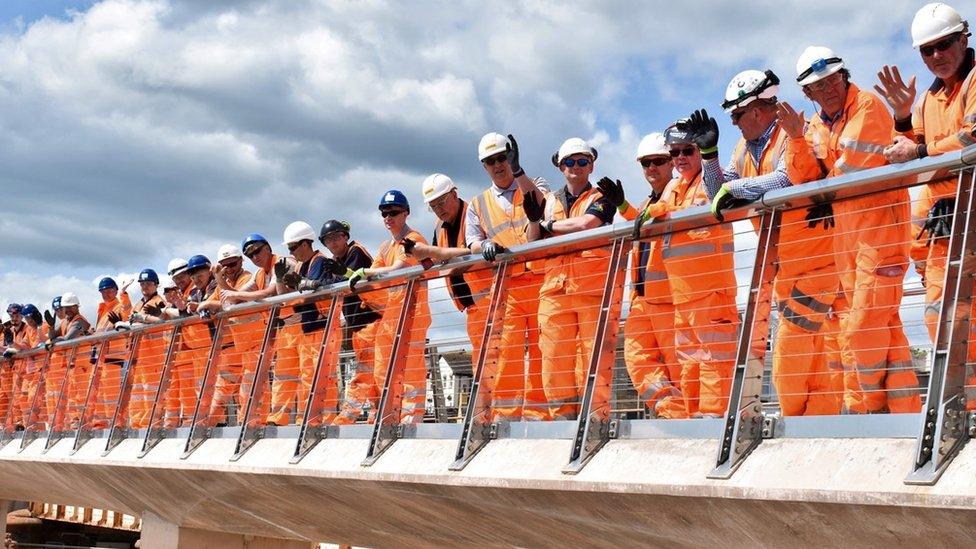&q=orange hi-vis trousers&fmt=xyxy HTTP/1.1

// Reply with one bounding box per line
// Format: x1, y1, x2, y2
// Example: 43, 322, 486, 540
91, 339, 129, 429
334, 321, 379, 424
538, 288, 600, 422
492, 273, 548, 422
267, 321, 309, 426
624, 298, 687, 418
771, 267, 843, 416
834, 194, 921, 414
673, 290, 739, 417
13, 356, 44, 427
0, 362, 13, 427
129, 333, 167, 429
371, 309, 432, 425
